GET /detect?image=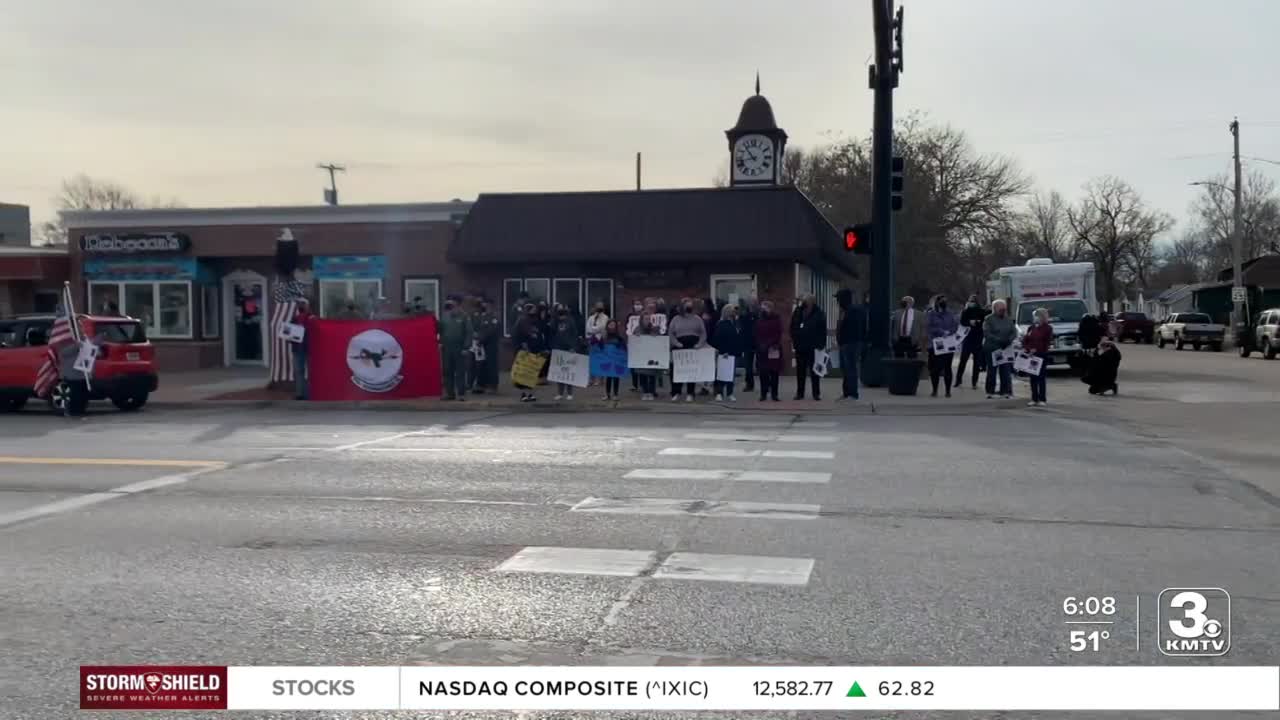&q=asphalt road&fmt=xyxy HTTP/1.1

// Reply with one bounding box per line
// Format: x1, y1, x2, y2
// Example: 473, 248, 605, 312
1, 344, 1277, 720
